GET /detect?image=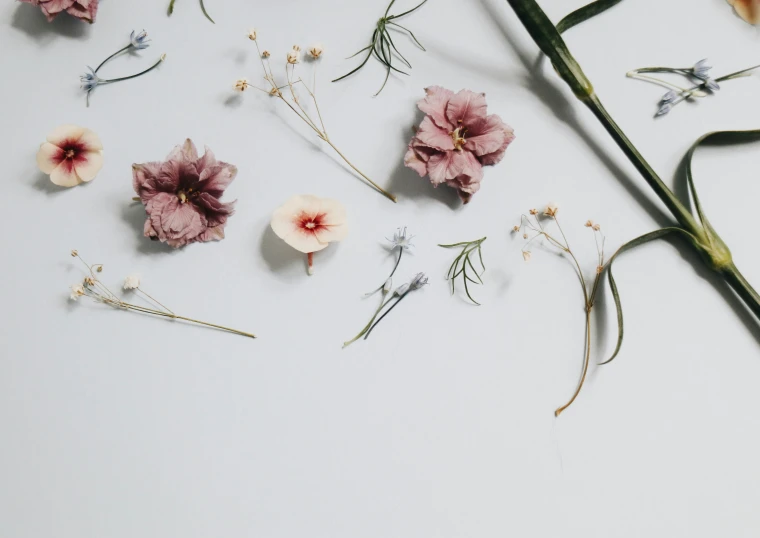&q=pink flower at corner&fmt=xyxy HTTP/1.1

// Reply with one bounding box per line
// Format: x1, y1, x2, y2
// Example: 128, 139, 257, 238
19, 0, 99, 23
404, 86, 515, 204
132, 139, 237, 249
270, 195, 348, 275
36, 125, 104, 187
